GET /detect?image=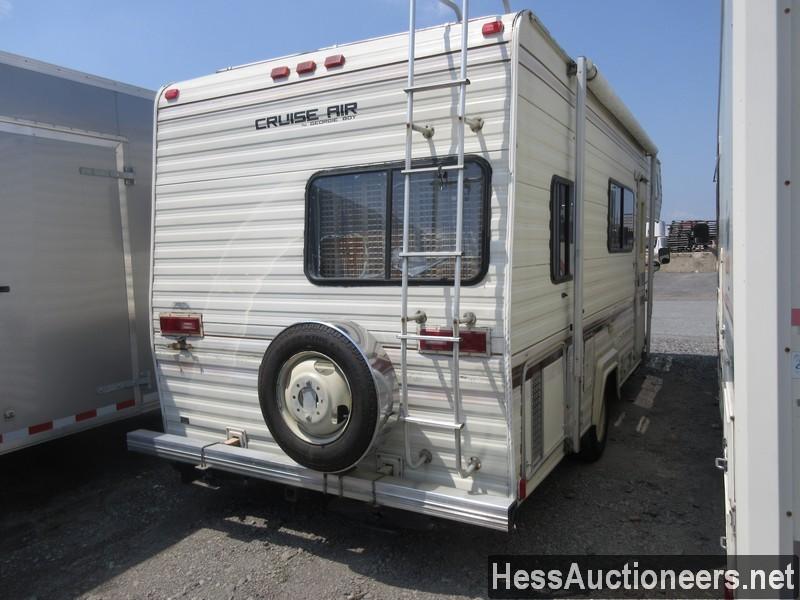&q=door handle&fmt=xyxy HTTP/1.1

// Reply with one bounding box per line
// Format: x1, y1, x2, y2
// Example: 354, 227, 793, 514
0, 286, 9, 293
